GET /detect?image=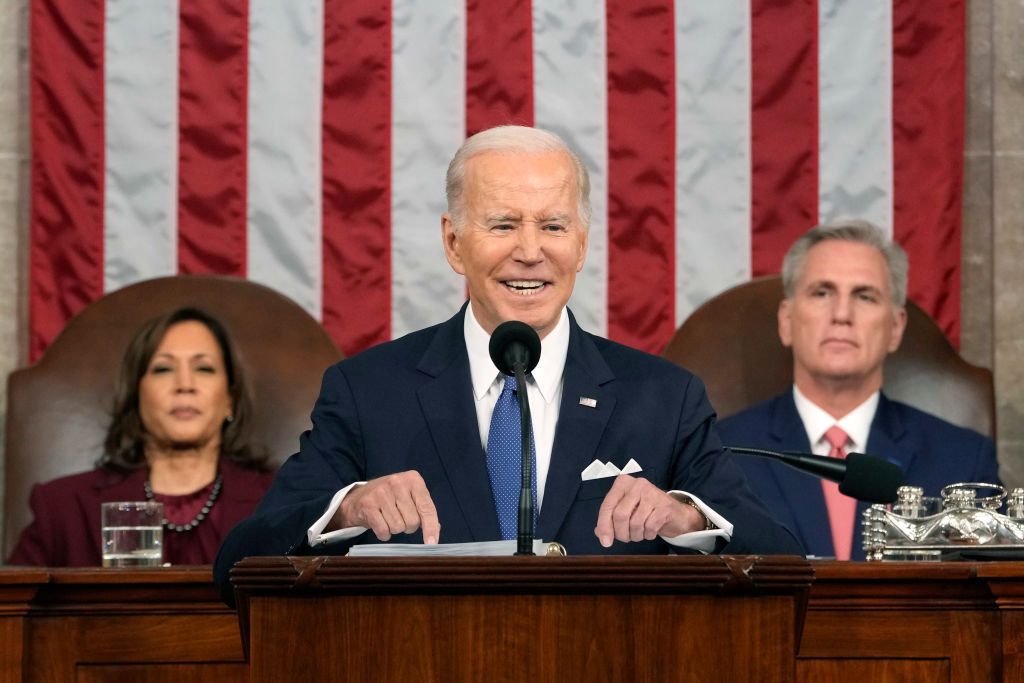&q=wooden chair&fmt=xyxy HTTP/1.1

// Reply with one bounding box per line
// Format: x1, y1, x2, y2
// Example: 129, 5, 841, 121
661, 275, 995, 437
3, 275, 343, 559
